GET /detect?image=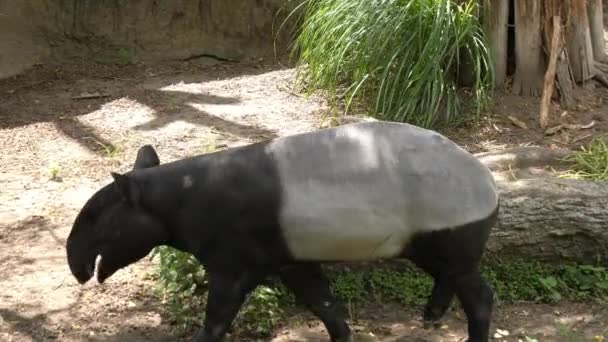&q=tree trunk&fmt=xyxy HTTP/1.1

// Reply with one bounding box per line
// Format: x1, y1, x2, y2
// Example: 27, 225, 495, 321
566, 0, 596, 82
486, 0, 509, 88
587, 0, 607, 62
512, 0, 545, 96
556, 49, 576, 109
475, 147, 608, 263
